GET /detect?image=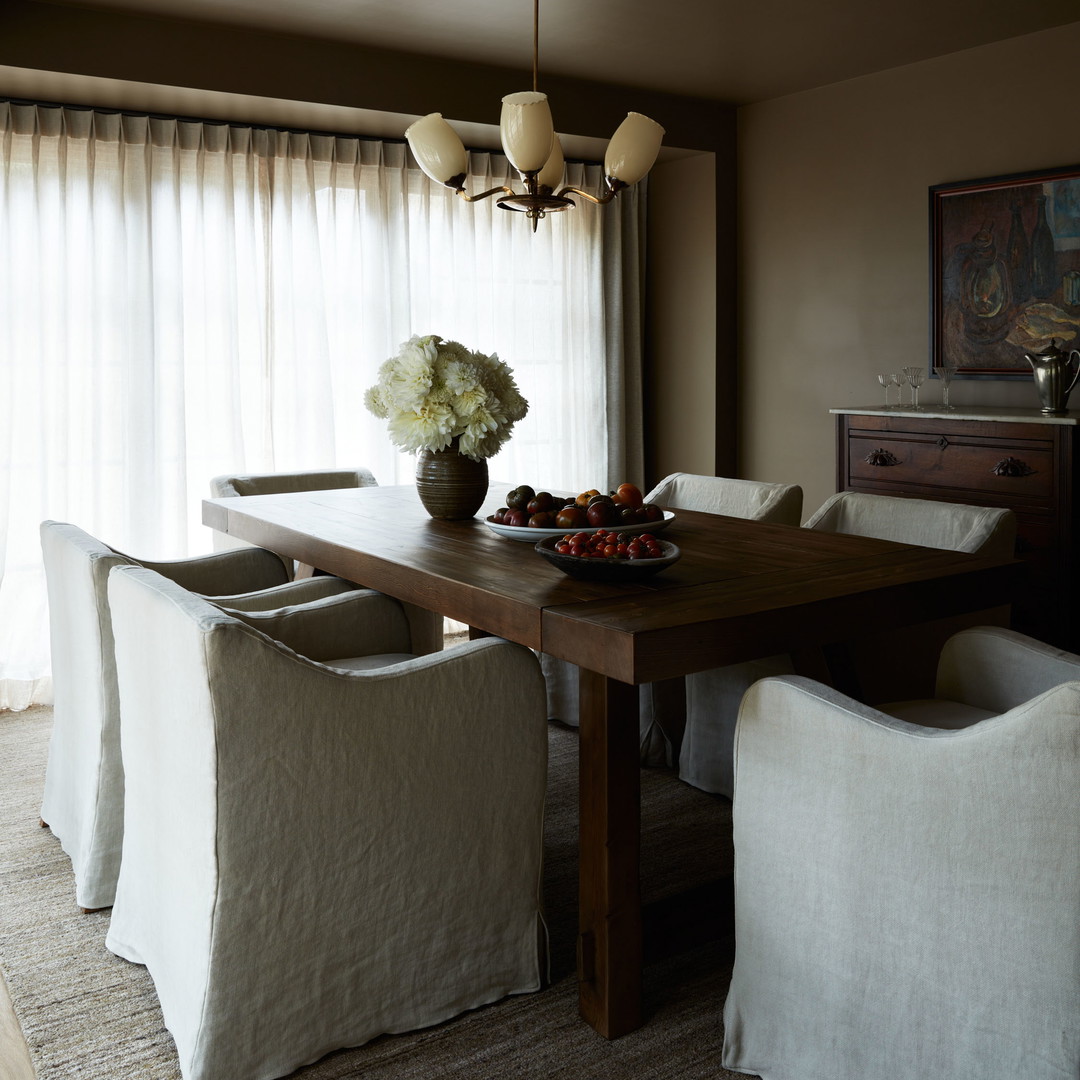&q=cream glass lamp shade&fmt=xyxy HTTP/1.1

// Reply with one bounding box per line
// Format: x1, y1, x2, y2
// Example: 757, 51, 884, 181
537, 134, 565, 191
405, 113, 469, 186
604, 112, 665, 186
500, 92, 555, 174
